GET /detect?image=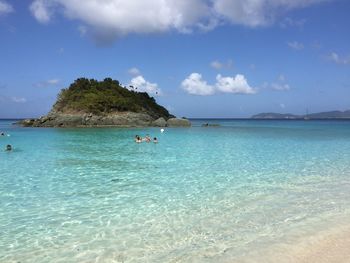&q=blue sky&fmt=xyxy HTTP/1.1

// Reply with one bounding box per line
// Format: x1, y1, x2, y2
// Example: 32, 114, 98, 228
0, 0, 349, 118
